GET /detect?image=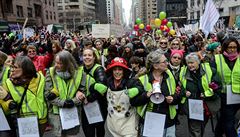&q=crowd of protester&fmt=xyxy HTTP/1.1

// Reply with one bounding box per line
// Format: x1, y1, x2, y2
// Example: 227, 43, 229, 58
0, 28, 240, 137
